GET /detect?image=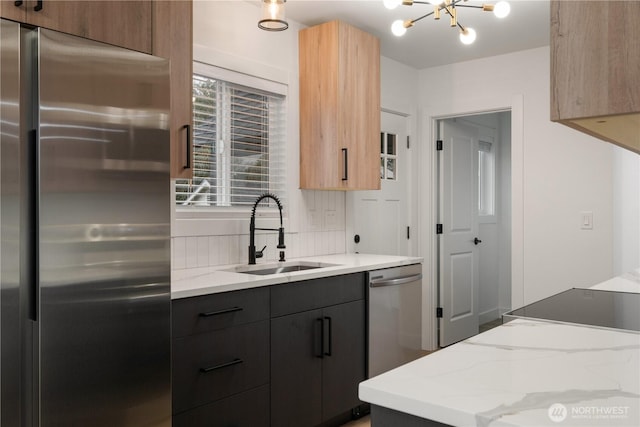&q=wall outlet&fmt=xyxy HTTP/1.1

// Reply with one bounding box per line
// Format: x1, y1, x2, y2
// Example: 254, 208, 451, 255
580, 211, 593, 230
